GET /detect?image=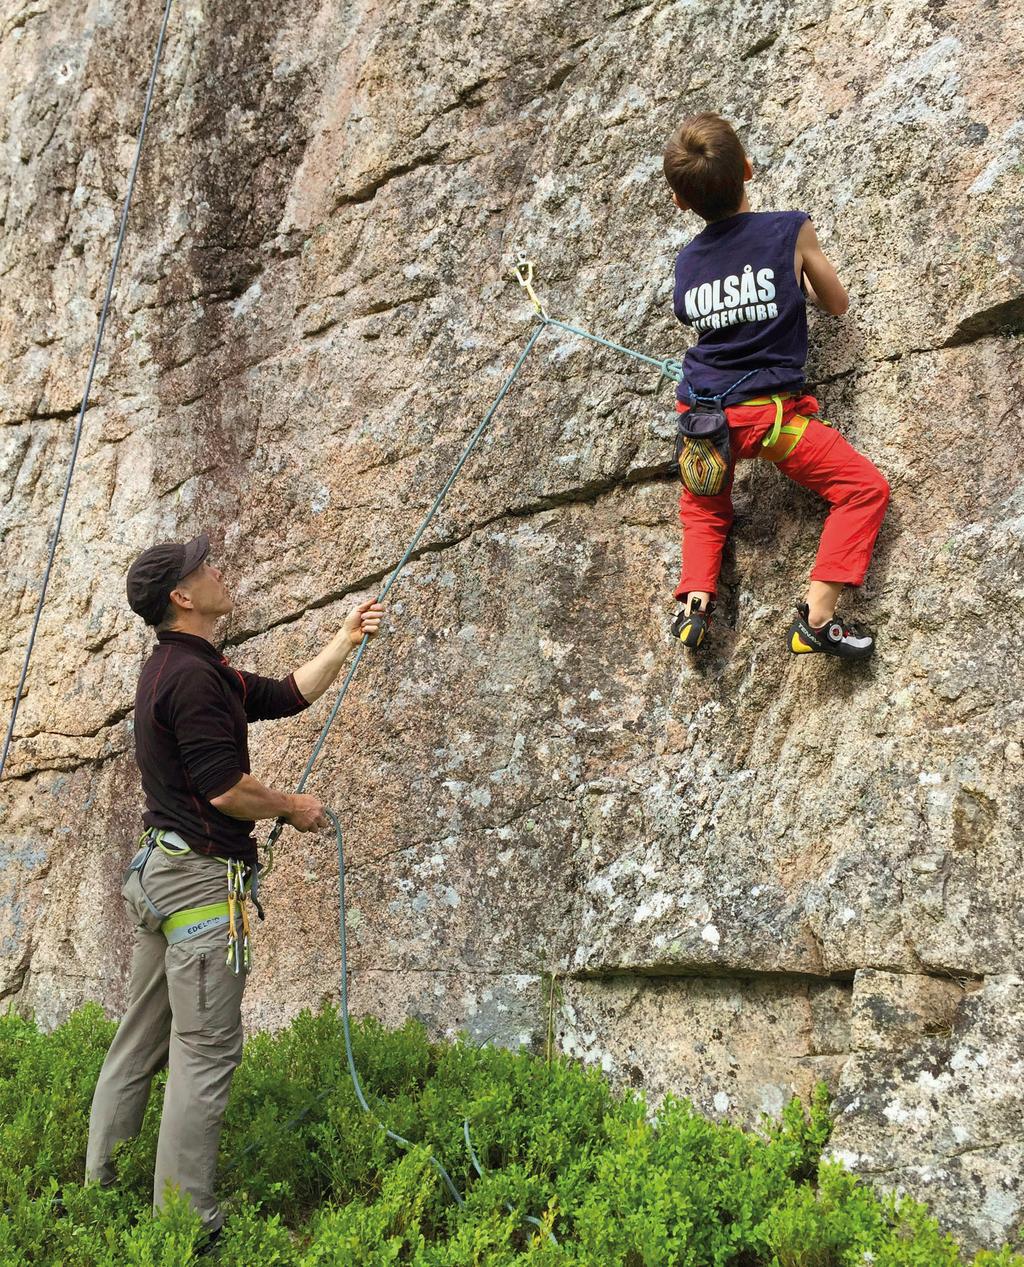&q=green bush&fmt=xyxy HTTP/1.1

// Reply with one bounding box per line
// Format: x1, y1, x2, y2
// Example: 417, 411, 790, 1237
0, 1005, 1020, 1266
